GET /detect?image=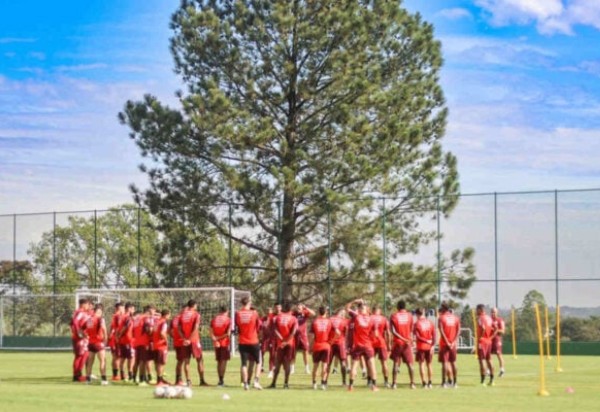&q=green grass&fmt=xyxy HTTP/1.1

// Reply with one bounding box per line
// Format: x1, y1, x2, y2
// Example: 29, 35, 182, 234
0, 351, 597, 412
